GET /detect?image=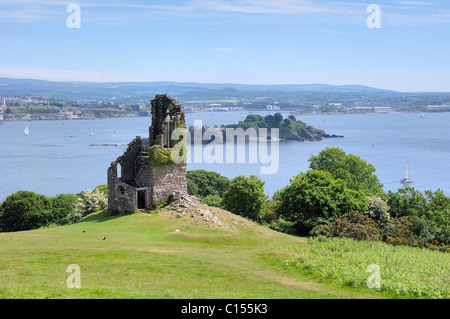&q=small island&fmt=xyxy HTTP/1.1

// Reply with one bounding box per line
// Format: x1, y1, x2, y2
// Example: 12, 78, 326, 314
189, 113, 343, 143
